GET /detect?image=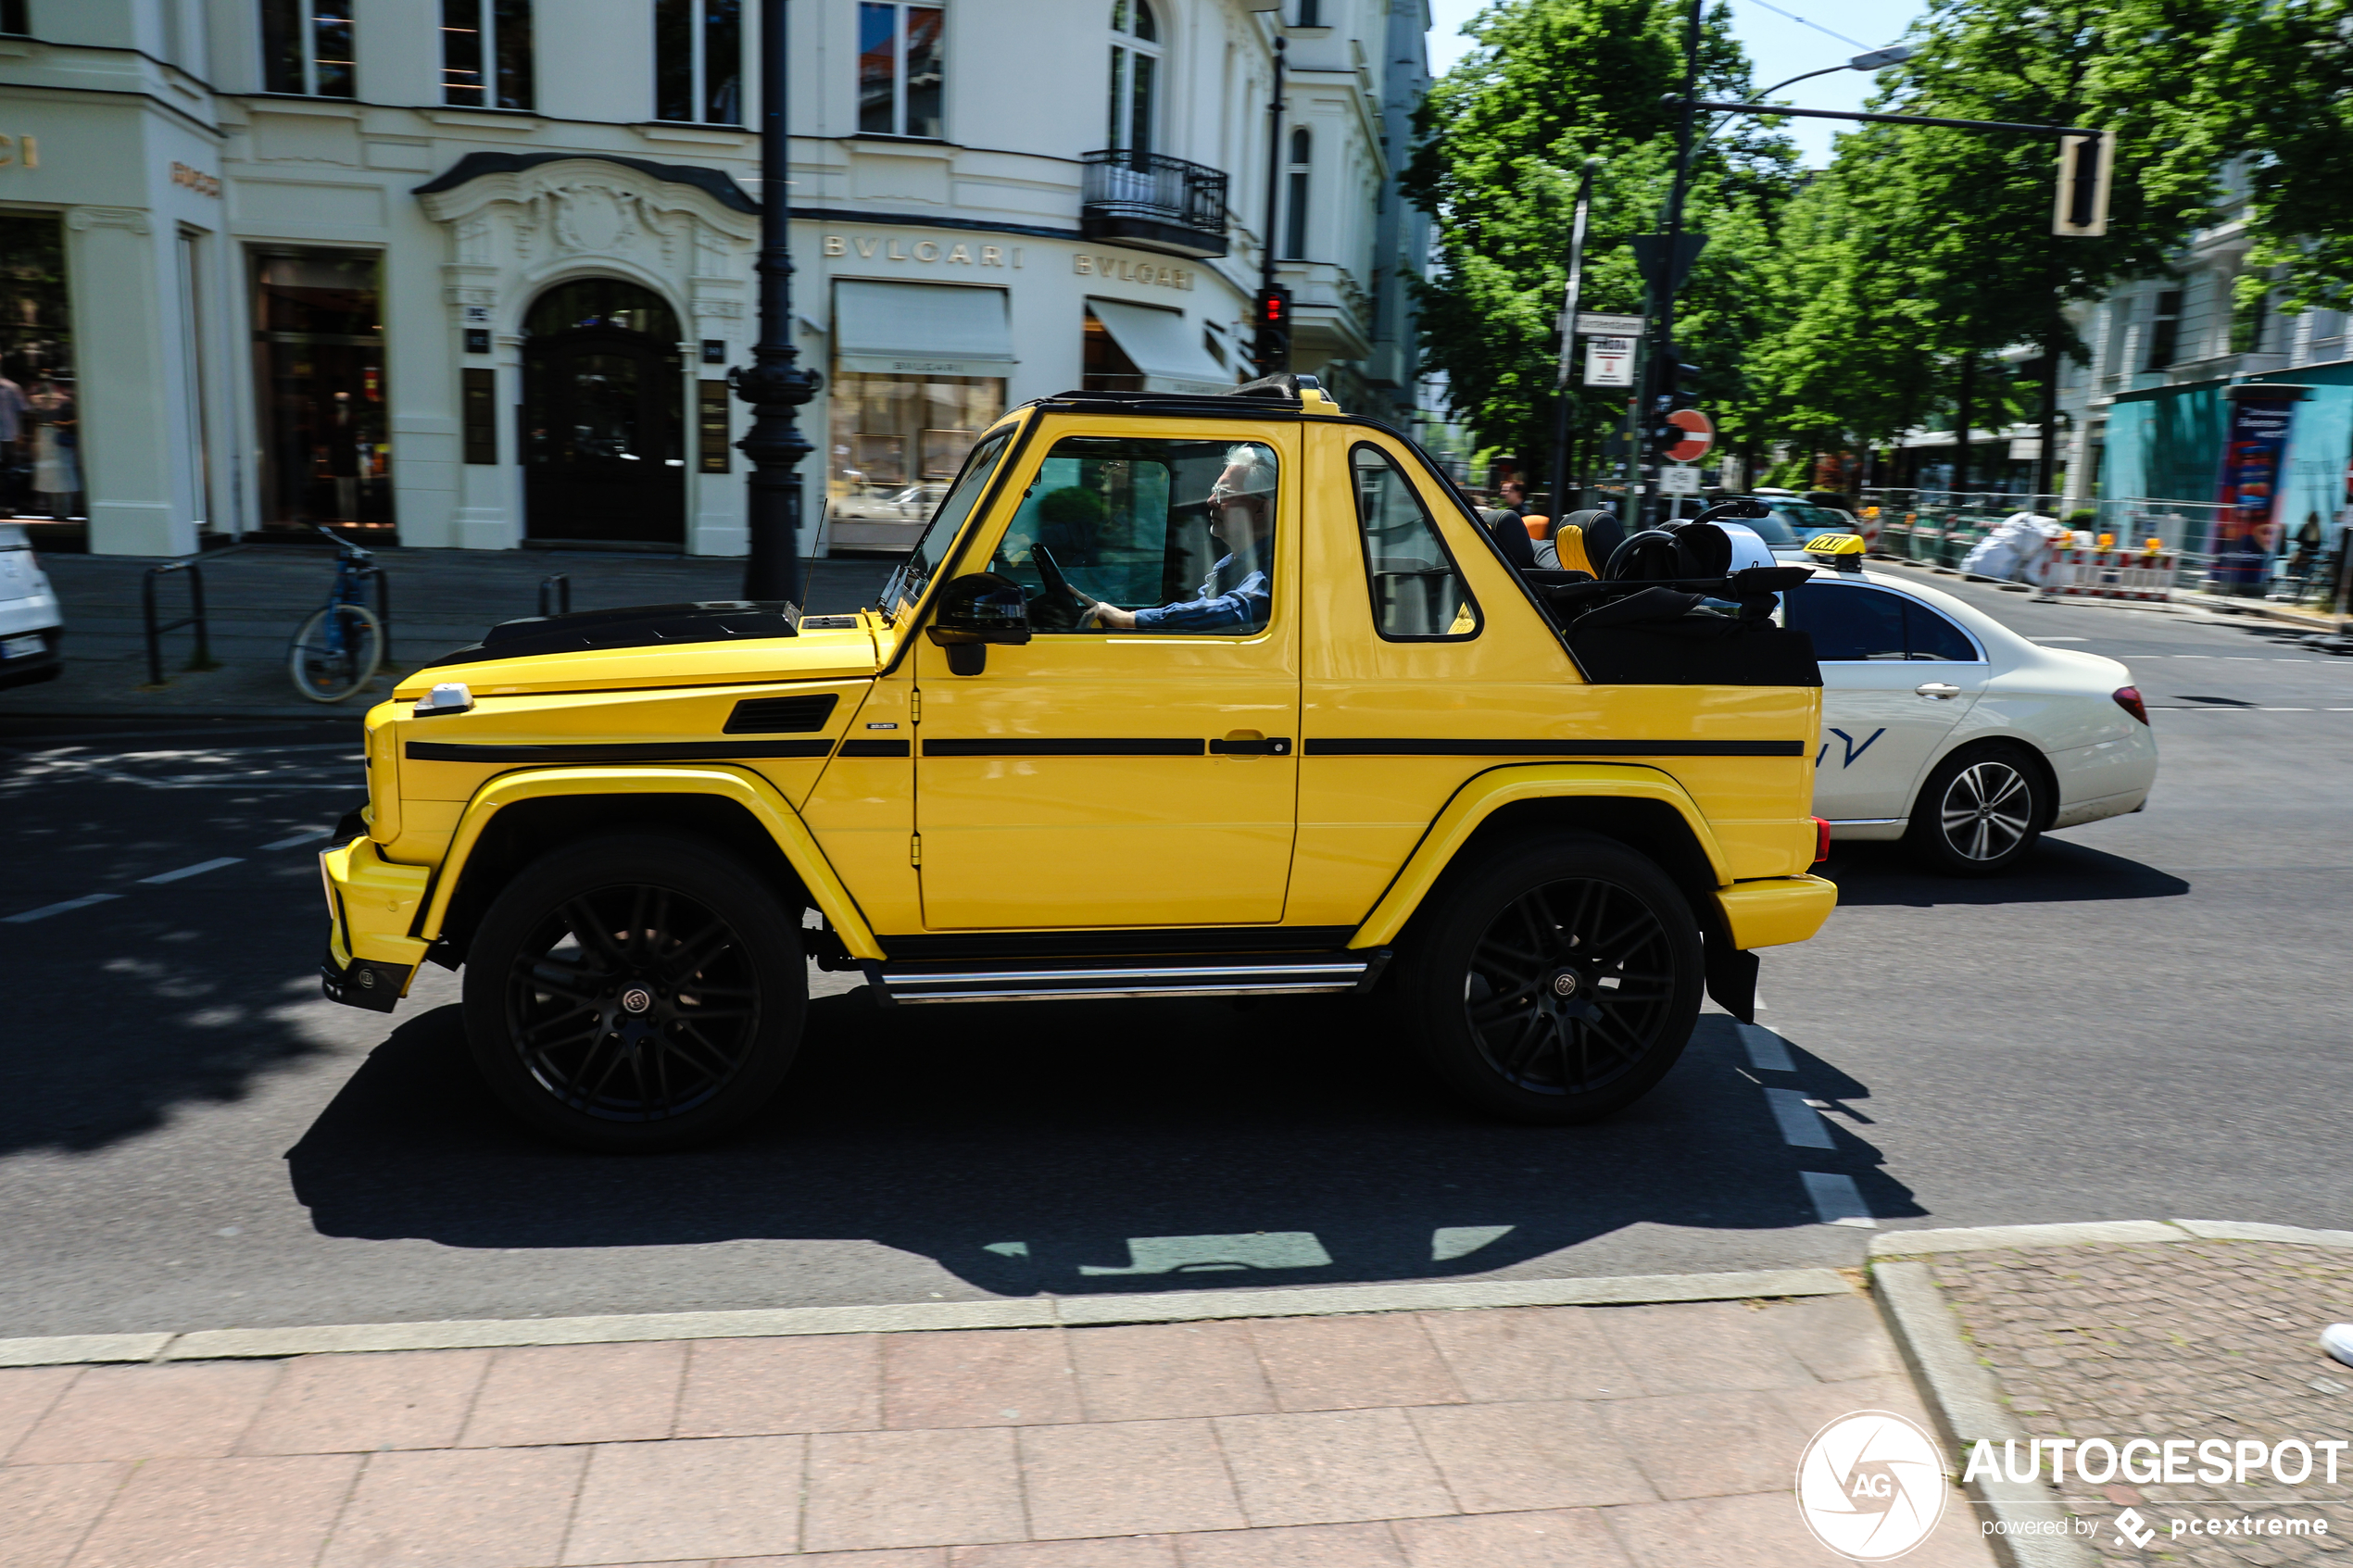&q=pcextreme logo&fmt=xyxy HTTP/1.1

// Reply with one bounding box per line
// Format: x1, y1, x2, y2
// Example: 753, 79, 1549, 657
1794, 1411, 1950, 1561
